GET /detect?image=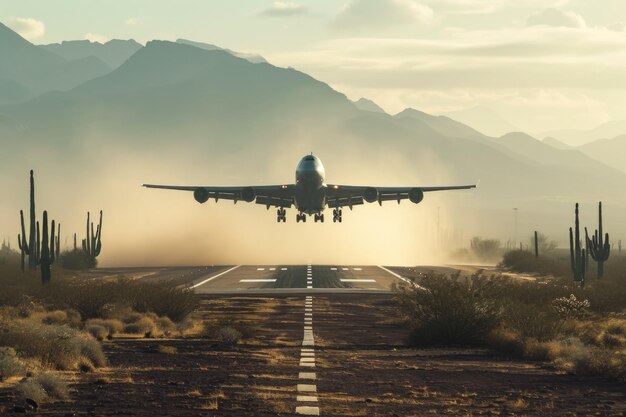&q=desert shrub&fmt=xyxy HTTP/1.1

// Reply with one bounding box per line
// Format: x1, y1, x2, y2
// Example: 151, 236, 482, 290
394, 273, 502, 346
503, 302, 562, 341
40, 310, 68, 325
470, 237, 502, 261
85, 318, 124, 337
123, 317, 156, 335
17, 373, 69, 402
571, 348, 626, 380
214, 327, 242, 345
0, 320, 106, 370
86, 324, 108, 341
0, 347, 25, 380
59, 249, 96, 270
484, 327, 524, 355
41, 278, 198, 322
